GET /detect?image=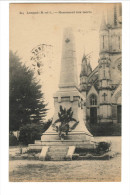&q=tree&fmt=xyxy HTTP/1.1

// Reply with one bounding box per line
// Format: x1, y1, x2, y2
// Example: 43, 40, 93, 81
9, 51, 48, 131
